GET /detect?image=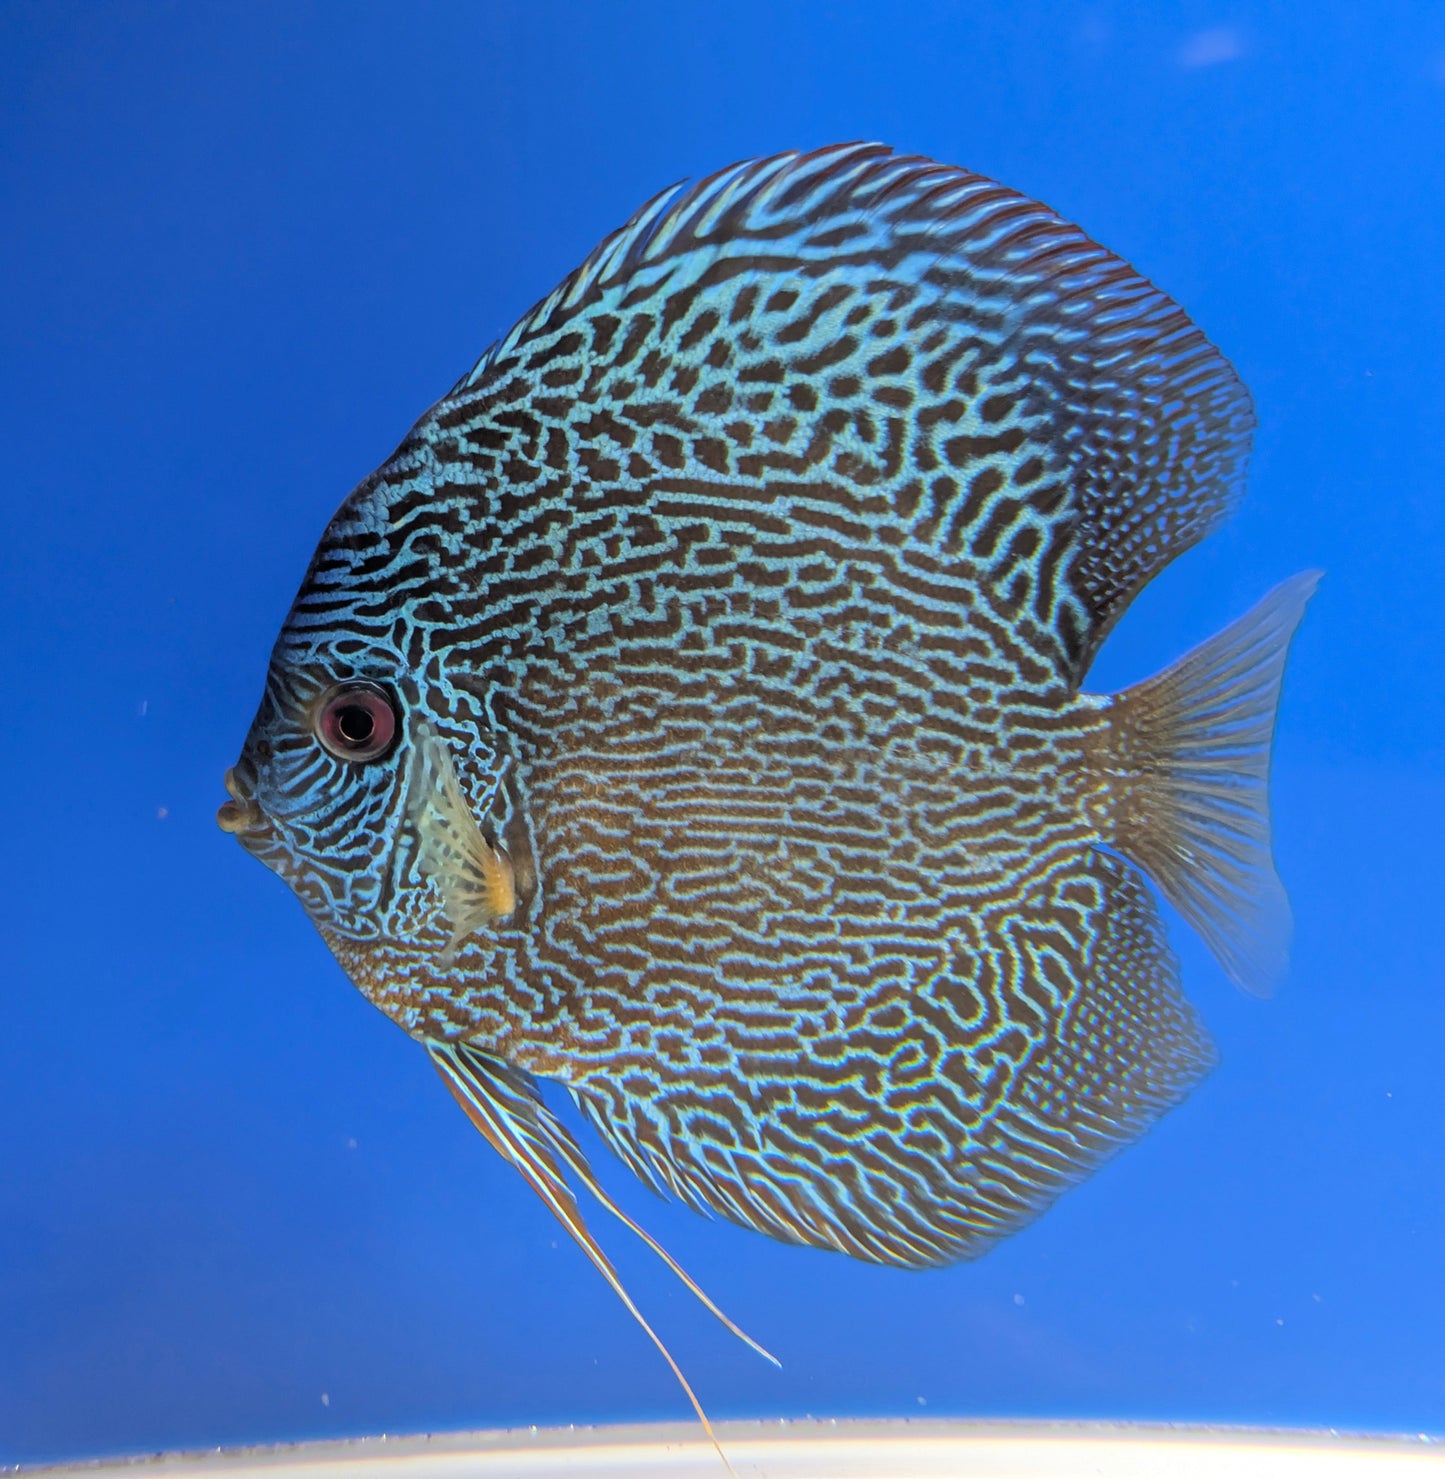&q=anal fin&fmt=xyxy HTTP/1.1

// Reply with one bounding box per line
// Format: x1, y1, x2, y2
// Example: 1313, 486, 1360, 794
977, 851, 1217, 1230
552, 849, 1214, 1272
